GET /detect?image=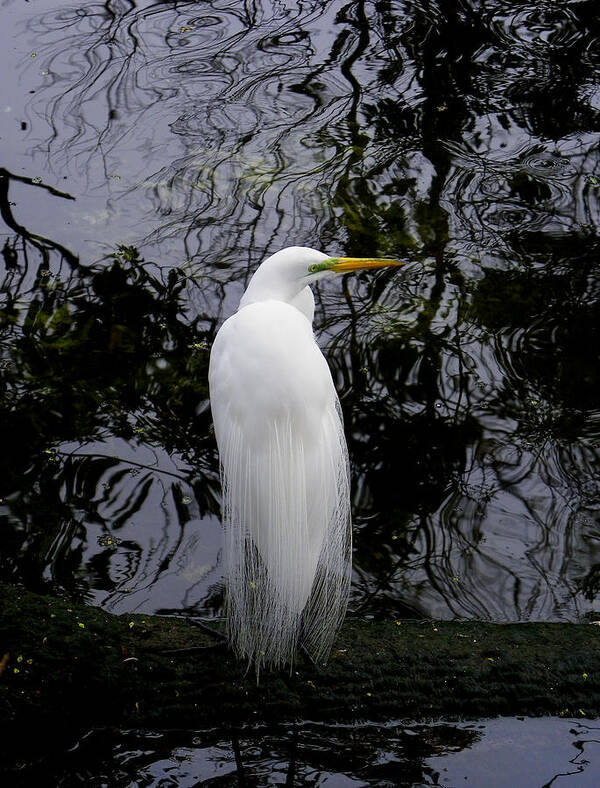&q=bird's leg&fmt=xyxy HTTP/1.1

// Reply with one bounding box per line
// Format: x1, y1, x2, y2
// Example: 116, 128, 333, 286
189, 617, 228, 642
299, 642, 314, 663
160, 617, 227, 655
